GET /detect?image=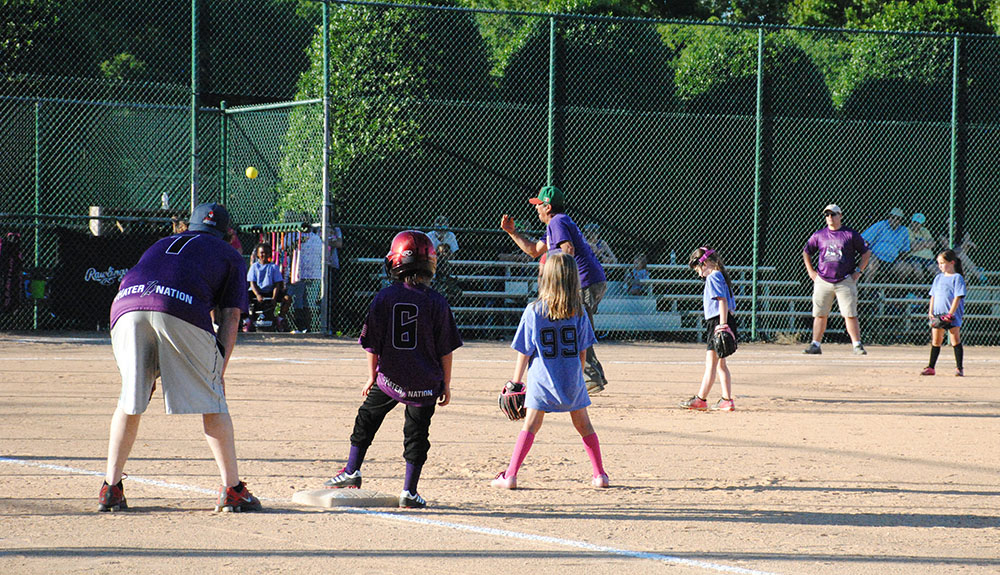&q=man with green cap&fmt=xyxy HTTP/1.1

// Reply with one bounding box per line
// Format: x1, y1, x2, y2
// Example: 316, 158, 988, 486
501, 186, 609, 393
